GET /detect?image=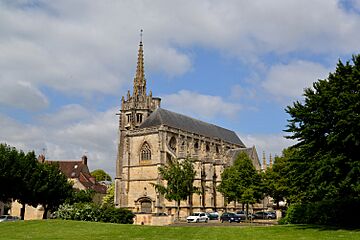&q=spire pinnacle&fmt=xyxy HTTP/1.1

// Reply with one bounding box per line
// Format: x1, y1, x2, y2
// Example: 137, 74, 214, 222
133, 30, 146, 97
140, 29, 143, 43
